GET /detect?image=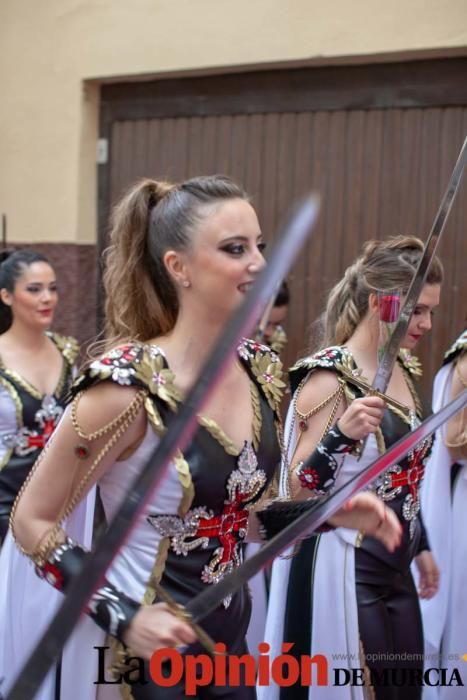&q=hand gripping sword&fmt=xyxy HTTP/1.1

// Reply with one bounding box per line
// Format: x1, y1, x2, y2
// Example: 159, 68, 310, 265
184, 389, 466, 624
6, 196, 320, 700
